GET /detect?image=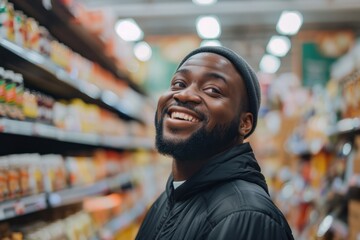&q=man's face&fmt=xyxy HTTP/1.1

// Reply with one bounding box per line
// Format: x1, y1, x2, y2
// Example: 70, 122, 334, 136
155, 52, 248, 161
